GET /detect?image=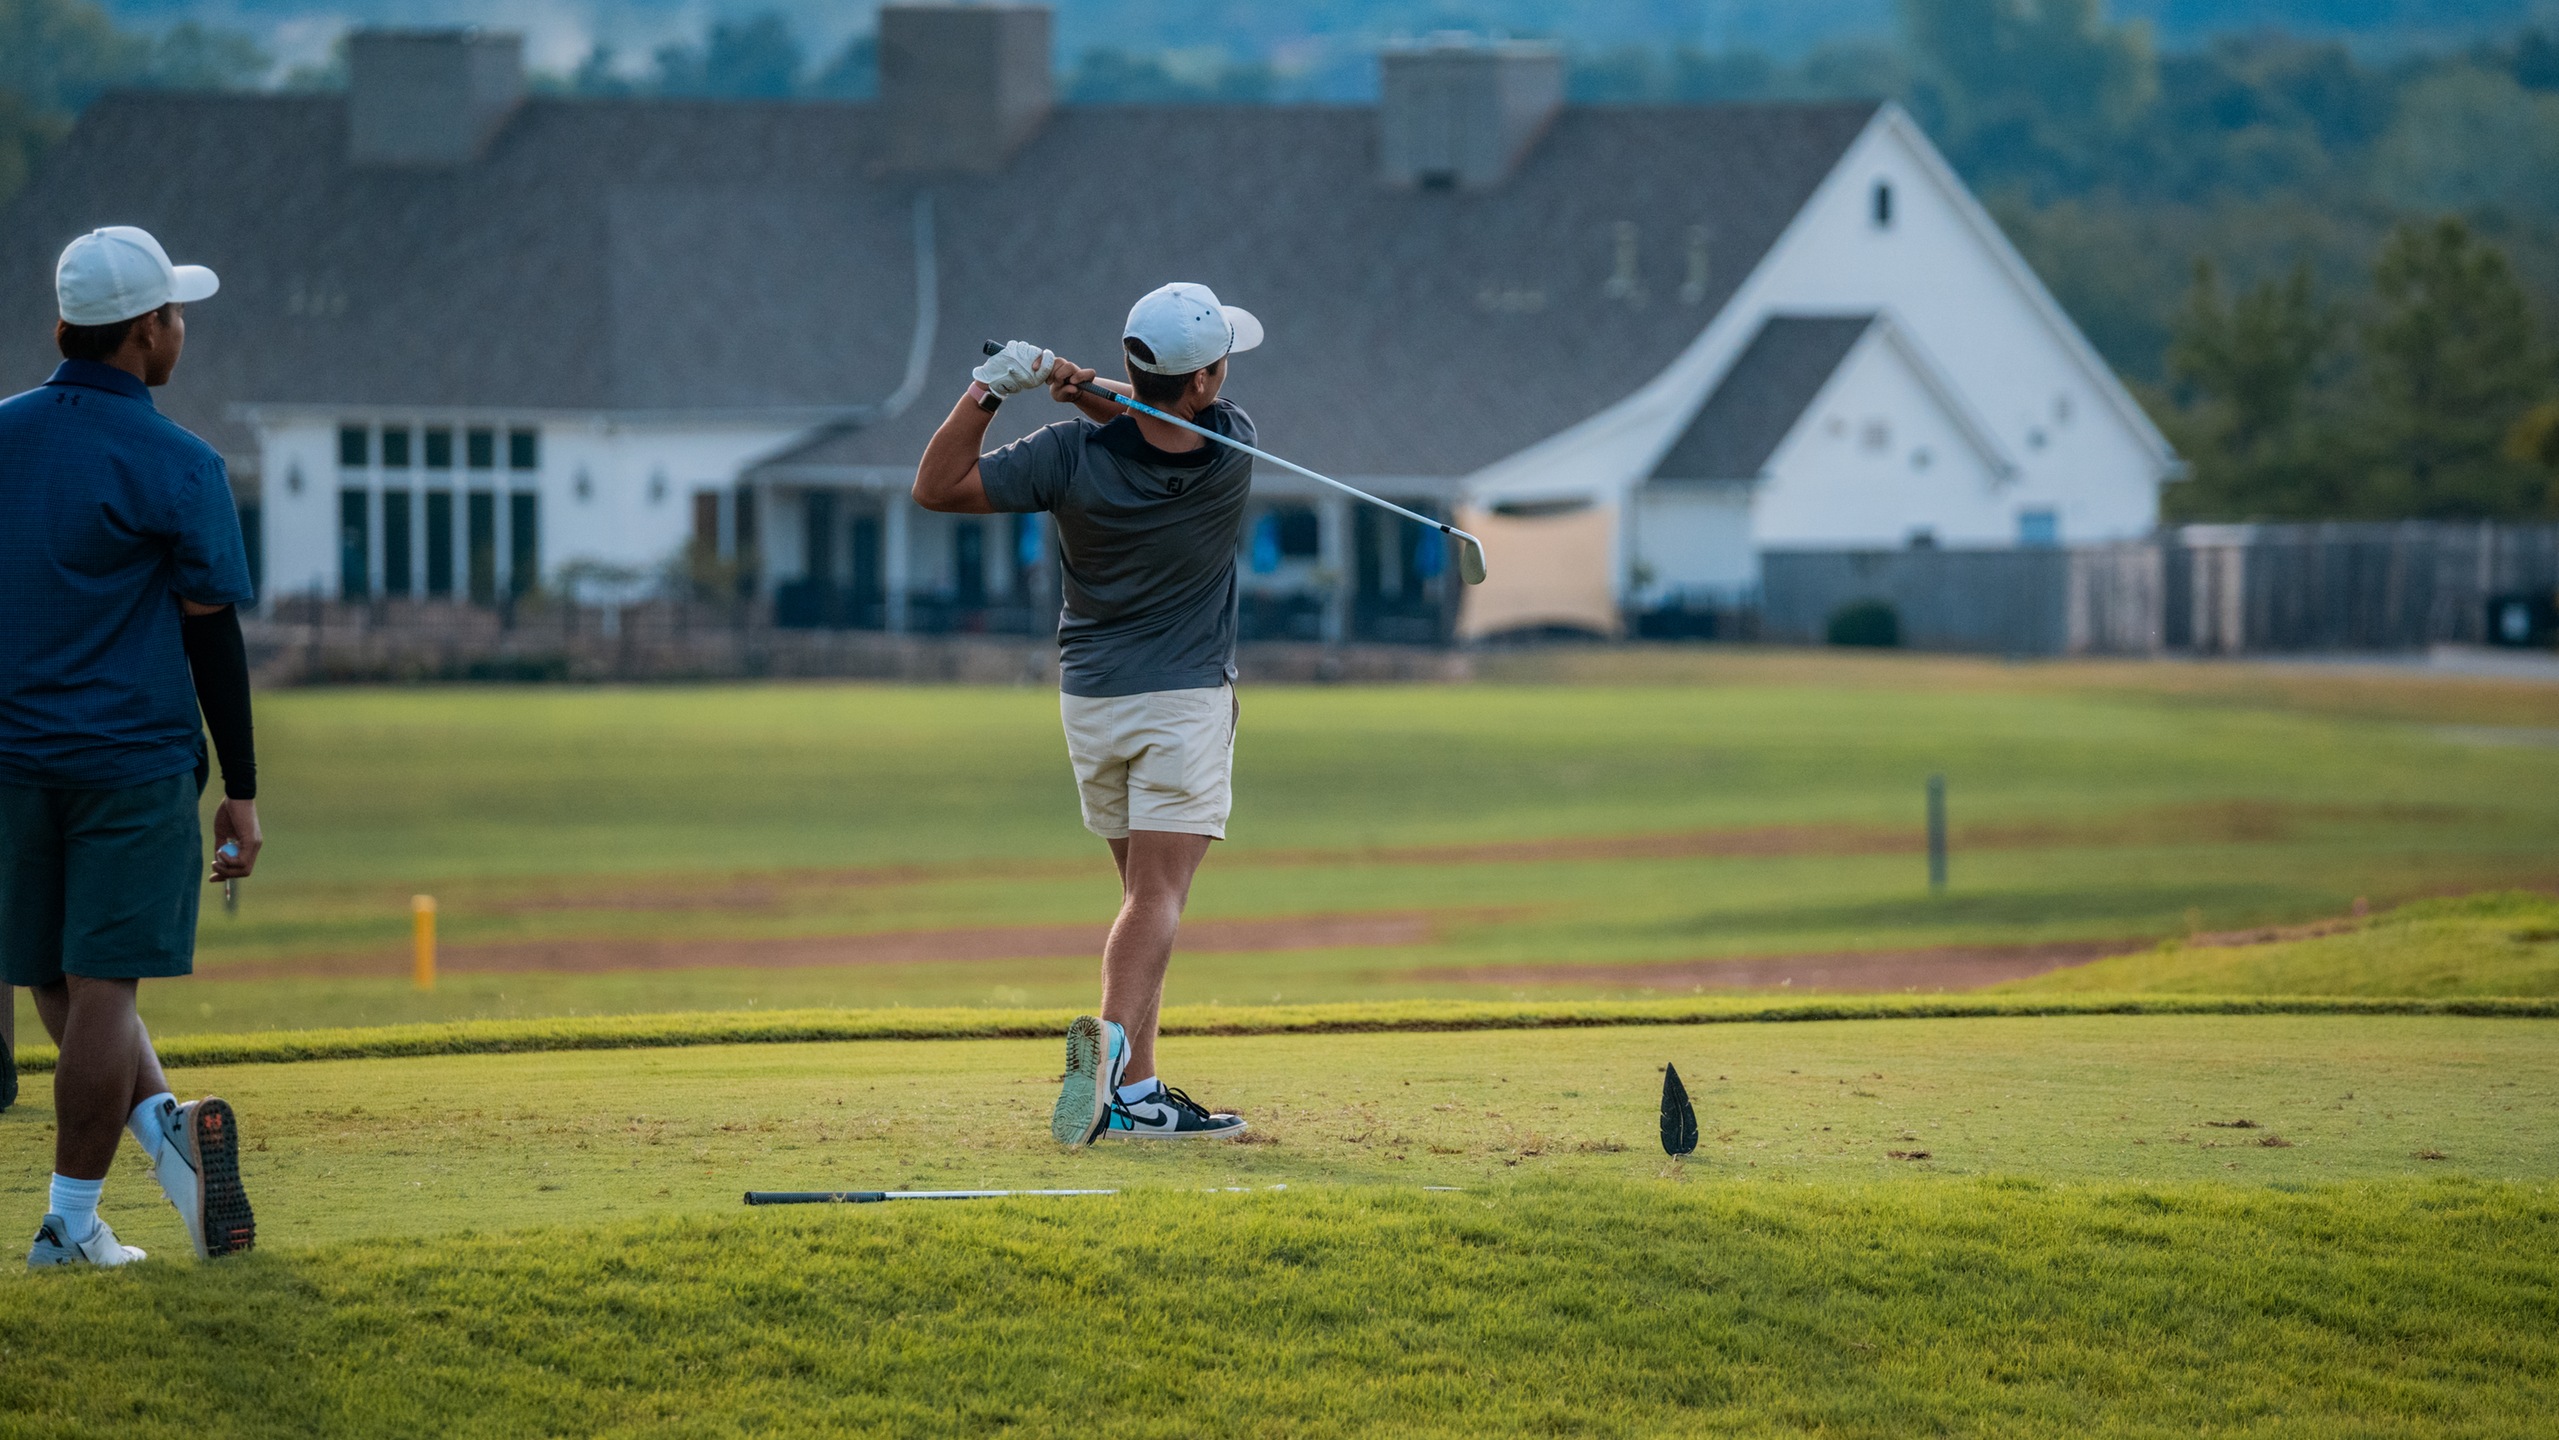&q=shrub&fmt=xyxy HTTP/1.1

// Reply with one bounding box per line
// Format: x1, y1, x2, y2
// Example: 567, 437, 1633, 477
1826, 599, 1901, 647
